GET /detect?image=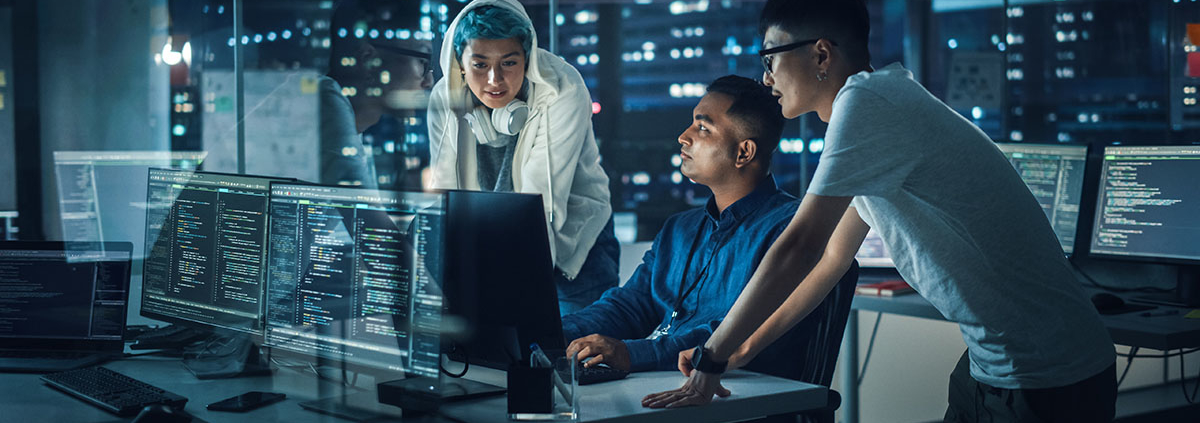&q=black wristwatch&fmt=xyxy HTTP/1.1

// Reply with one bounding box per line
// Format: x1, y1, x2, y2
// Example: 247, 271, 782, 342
691, 346, 728, 374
